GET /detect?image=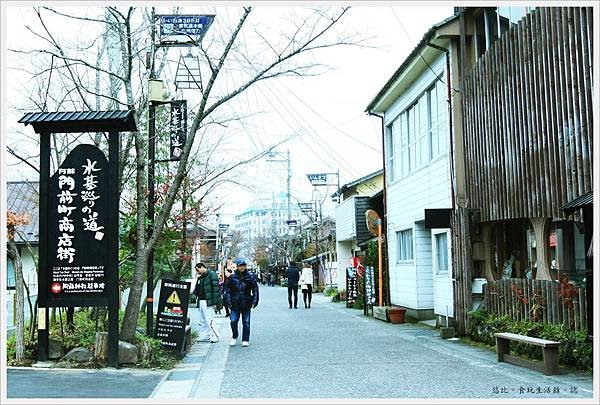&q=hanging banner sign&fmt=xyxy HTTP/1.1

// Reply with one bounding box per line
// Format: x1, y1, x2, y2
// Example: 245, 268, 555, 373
46, 144, 112, 306
170, 100, 187, 160
365, 266, 376, 305
286, 220, 298, 227
159, 15, 215, 41
155, 279, 191, 352
219, 224, 230, 230
306, 173, 327, 186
